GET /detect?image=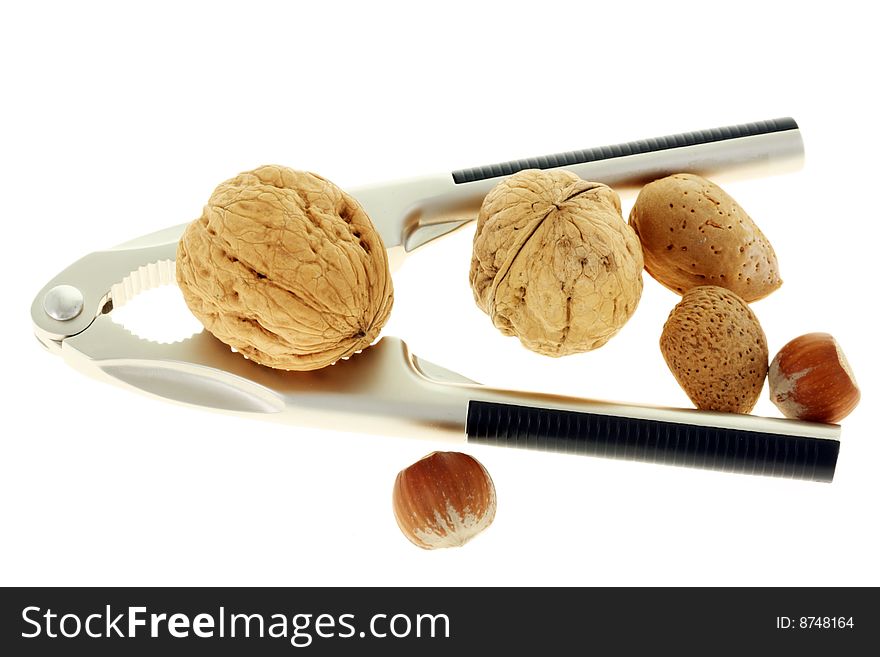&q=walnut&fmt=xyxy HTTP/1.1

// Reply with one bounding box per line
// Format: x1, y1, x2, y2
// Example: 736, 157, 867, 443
469, 170, 643, 356
176, 165, 393, 371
